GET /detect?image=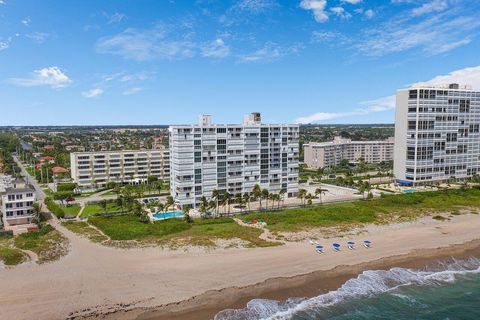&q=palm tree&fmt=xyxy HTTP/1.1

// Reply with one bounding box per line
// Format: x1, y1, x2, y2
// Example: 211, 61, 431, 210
305, 193, 313, 206
199, 196, 208, 218
252, 184, 262, 211
261, 189, 269, 211
224, 192, 232, 215
243, 192, 251, 212
315, 187, 326, 204
99, 199, 108, 215
31, 202, 43, 227
279, 189, 286, 208
268, 193, 275, 211
212, 189, 220, 216
165, 196, 174, 212
235, 193, 243, 213
298, 188, 307, 207
183, 205, 193, 223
